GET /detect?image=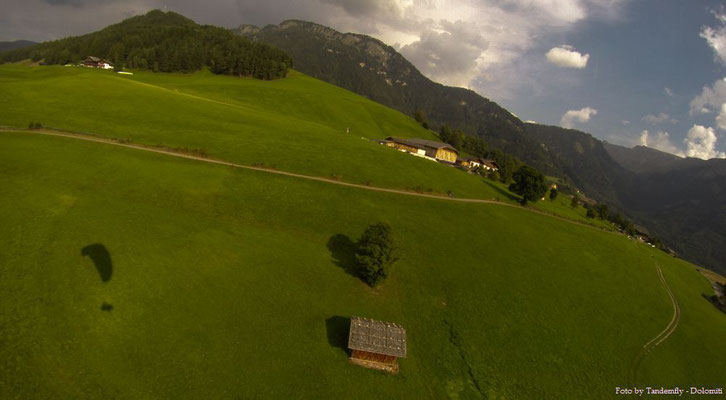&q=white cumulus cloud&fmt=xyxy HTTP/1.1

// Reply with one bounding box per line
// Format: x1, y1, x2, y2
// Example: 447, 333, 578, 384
717, 103, 726, 130
683, 125, 726, 159
545, 45, 589, 68
689, 77, 726, 115
700, 9, 726, 65
638, 130, 683, 156
560, 106, 597, 128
